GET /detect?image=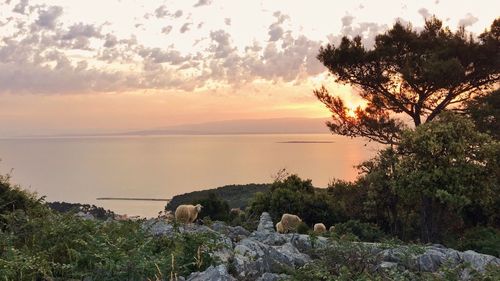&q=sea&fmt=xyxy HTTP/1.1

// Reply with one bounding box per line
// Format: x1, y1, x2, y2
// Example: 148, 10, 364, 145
0, 134, 380, 217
